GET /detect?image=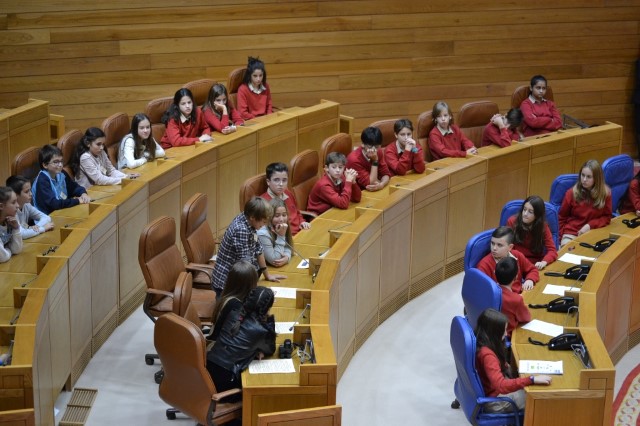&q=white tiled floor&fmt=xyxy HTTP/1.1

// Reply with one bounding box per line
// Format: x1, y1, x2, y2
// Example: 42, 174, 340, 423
55, 272, 639, 425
